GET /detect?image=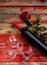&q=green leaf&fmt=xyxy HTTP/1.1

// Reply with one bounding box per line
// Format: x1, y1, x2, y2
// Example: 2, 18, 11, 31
34, 26, 40, 32
40, 34, 46, 42
39, 26, 47, 31
40, 33, 47, 42
37, 18, 42, 25
40, 33, 47, 37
